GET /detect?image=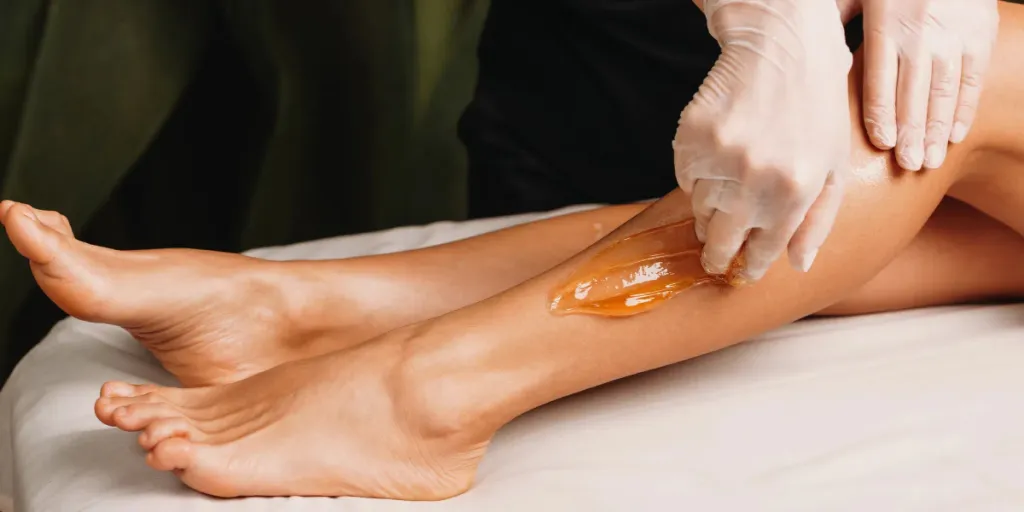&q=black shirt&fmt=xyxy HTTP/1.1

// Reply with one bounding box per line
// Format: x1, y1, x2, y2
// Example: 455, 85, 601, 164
458, 1, 864, 218
458, 0, 721, 218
